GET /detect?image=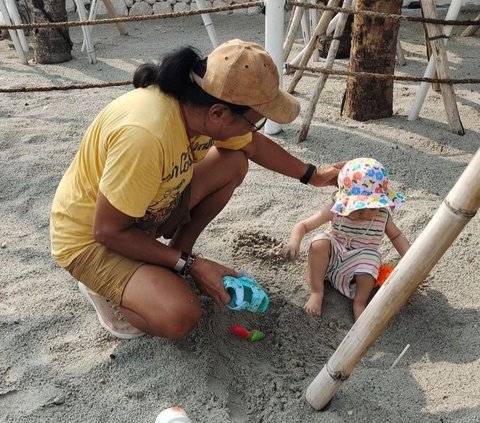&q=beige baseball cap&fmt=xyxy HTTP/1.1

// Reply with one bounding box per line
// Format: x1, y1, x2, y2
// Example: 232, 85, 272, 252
191, 39, 300, 124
